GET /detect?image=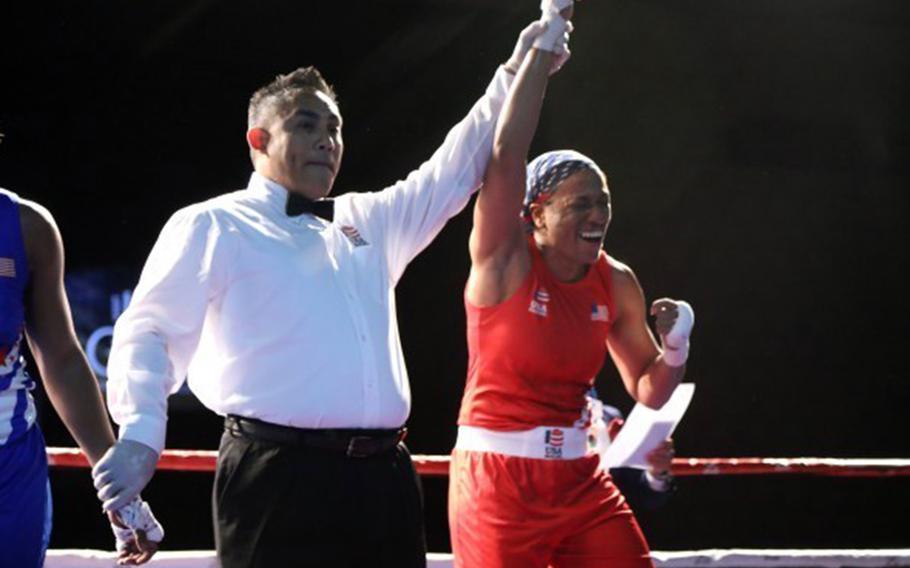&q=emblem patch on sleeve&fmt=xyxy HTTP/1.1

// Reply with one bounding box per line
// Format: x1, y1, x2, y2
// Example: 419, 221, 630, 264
340, 225, 369, 247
